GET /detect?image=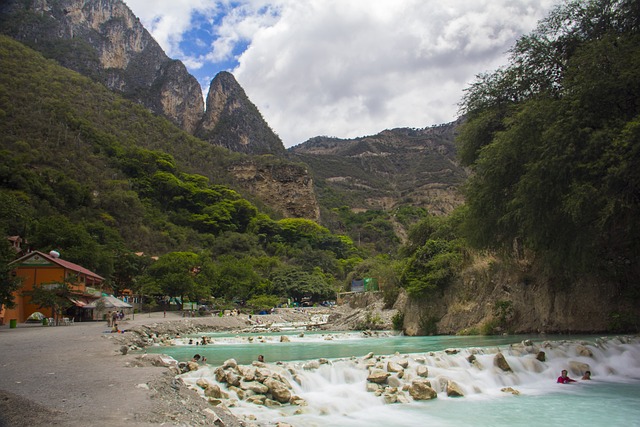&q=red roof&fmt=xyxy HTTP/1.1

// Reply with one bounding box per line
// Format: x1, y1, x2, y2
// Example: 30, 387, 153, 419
11, 251, 105, 281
